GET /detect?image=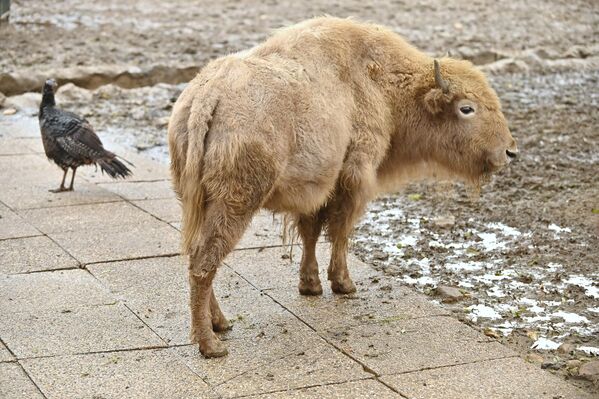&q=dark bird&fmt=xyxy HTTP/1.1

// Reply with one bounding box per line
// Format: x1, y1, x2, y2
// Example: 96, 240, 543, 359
39, 79, 132, 192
